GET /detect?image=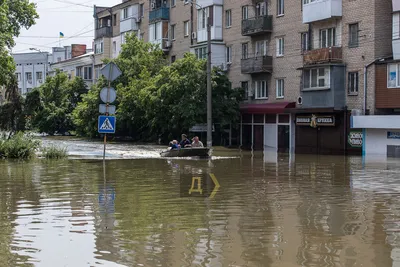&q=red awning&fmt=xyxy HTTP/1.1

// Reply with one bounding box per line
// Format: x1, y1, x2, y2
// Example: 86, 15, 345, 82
240, 102, 296, 114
